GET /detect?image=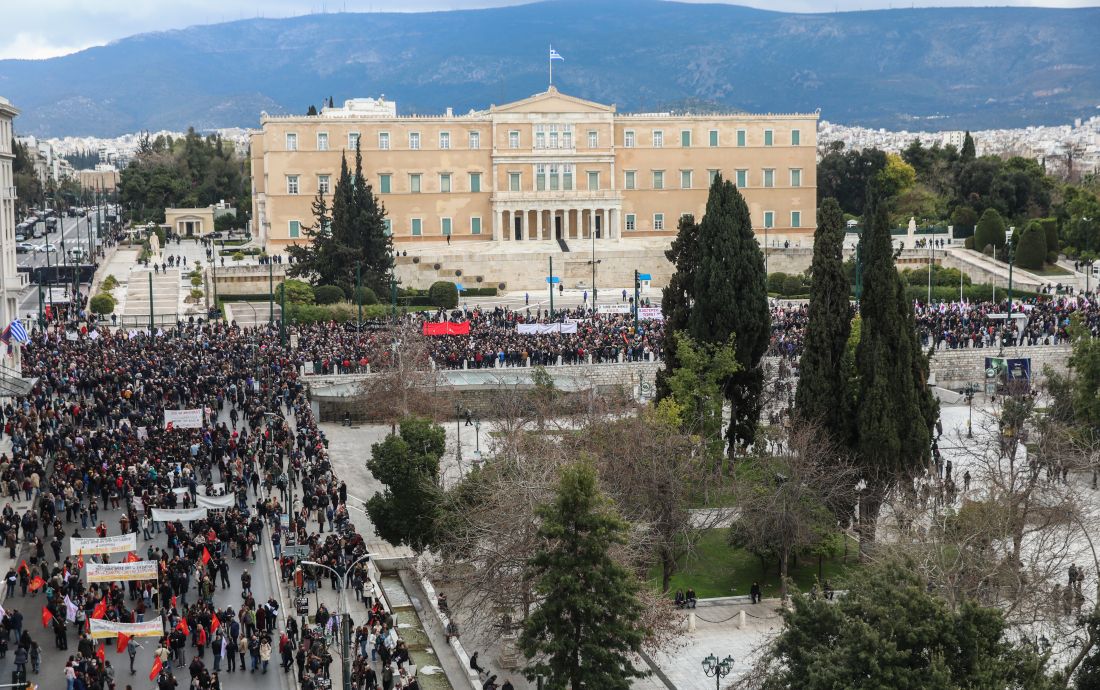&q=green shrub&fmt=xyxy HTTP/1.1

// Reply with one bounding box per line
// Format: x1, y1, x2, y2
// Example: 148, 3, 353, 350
1014, 221, 1047, 270
974, 208, 1006, 252
232, 251, 245, 262
767, 272, 789, 294
781, 275, 804, 296
1040, 218, 1059, 255
90, 293, 116, 315
964, 237, 974, 250
277, 279, 315, 305
101, 274, 119, 290
189, 289, 204, 300
353, 287, 379, 305
287, 302, 387, 324
428, 281, 459, 309
191, 275, 202, 287
314, 285, 345, 305
461, 287, 498, 297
